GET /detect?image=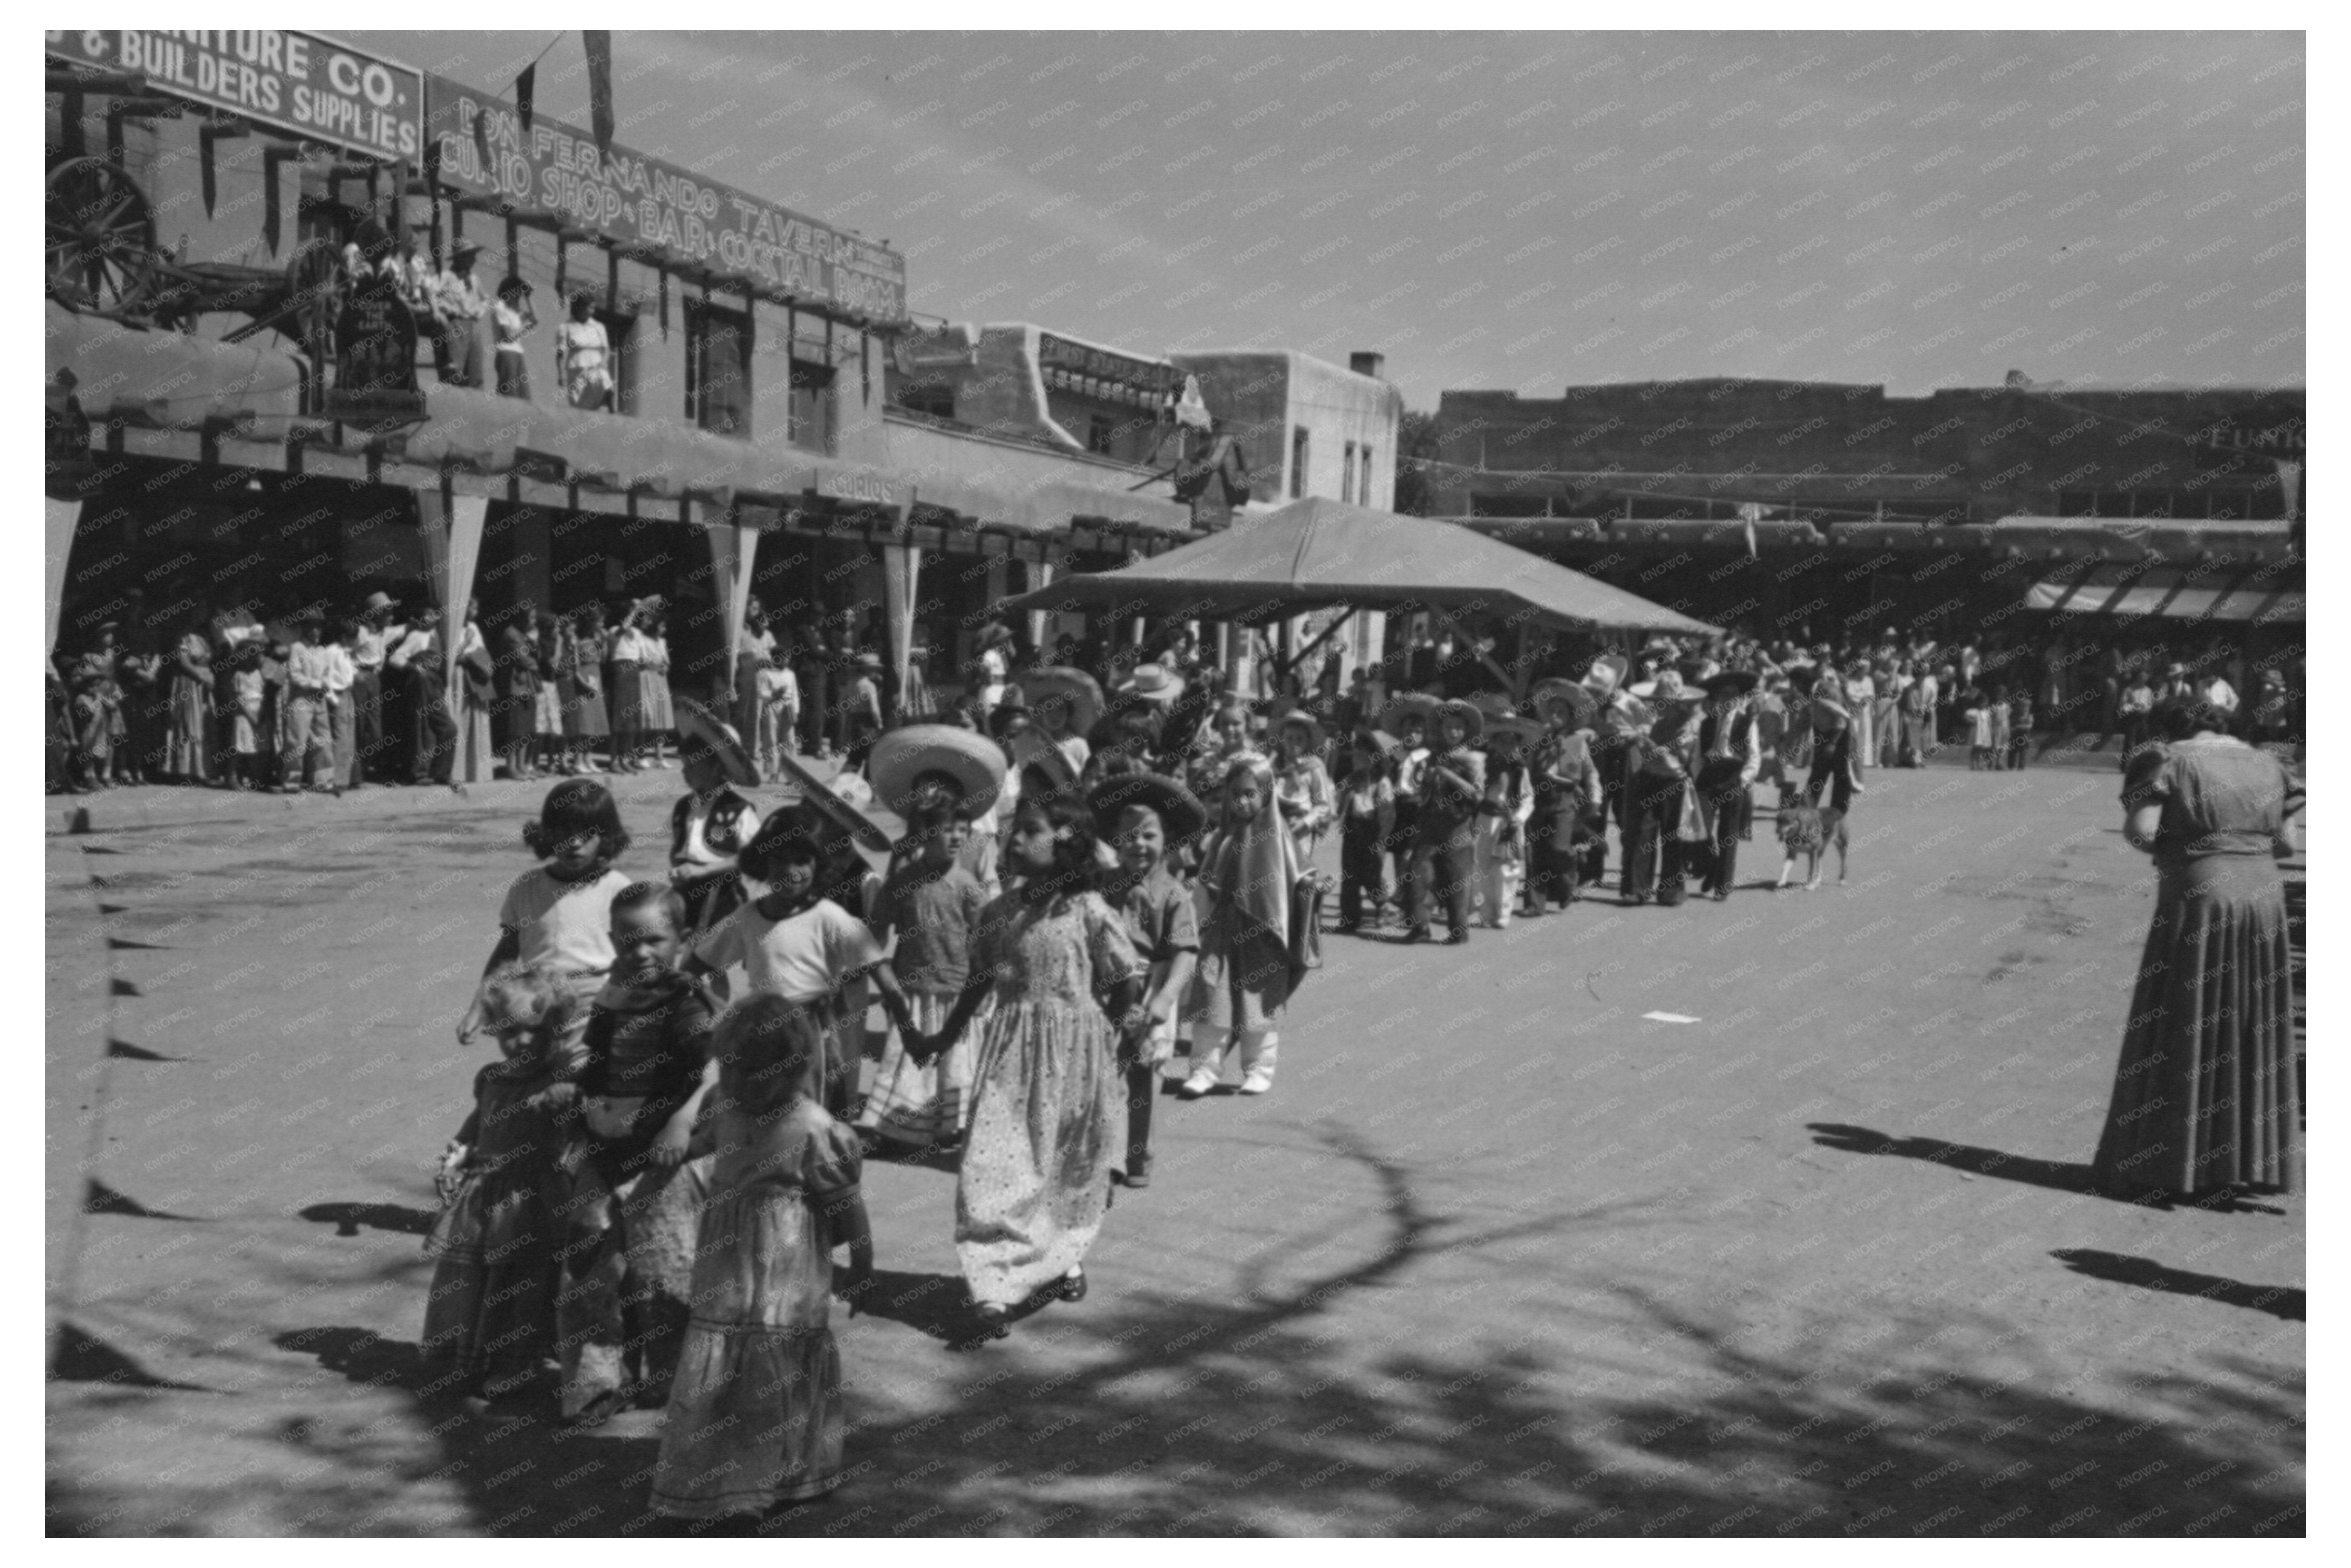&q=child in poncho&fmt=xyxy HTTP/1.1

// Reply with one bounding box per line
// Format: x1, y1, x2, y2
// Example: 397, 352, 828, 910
1180, 755, 1305, 1099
